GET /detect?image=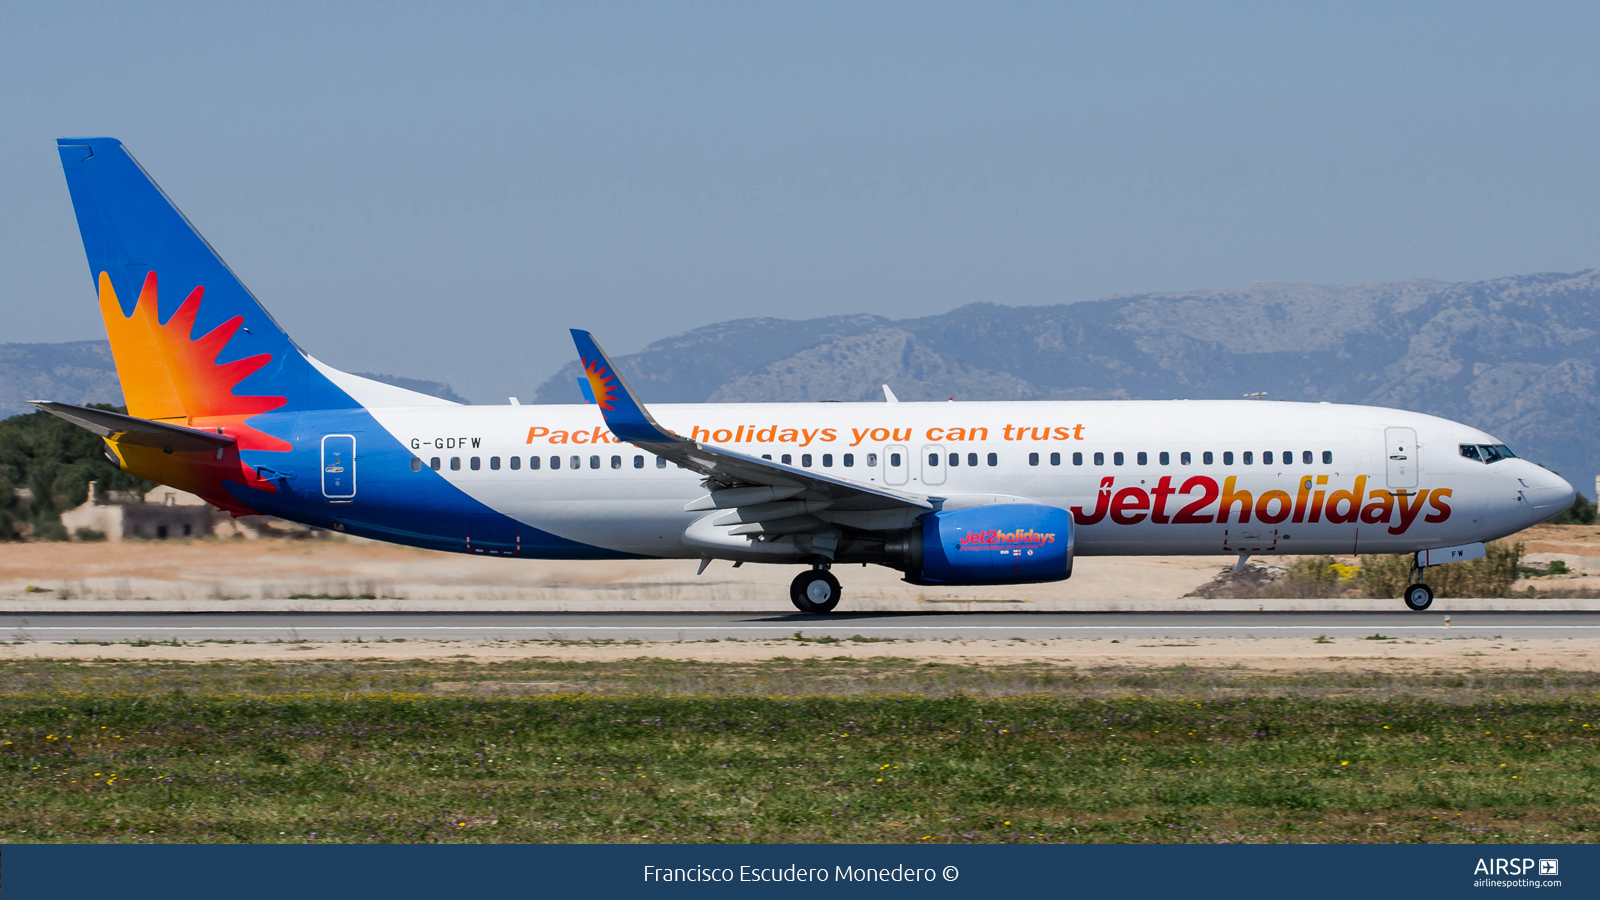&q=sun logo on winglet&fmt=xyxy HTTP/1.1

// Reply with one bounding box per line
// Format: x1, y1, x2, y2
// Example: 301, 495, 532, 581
583, 358, 619, 411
